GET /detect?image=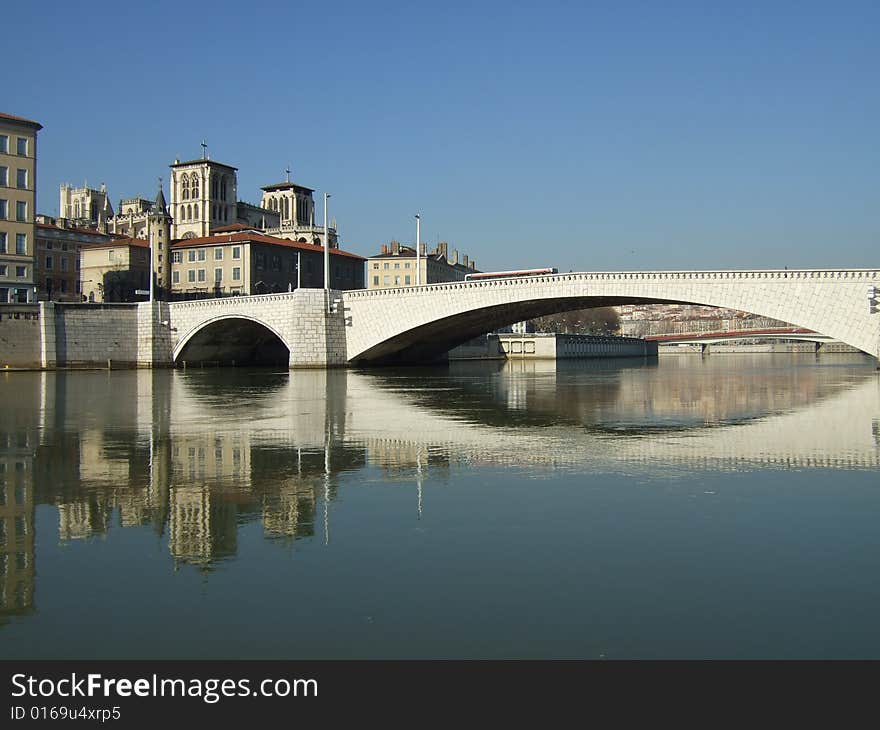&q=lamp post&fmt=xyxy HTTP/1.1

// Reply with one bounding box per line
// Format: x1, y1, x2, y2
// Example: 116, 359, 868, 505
324, 193, 331, 312
415, 213, 421, 286
148, 231, 154, 303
